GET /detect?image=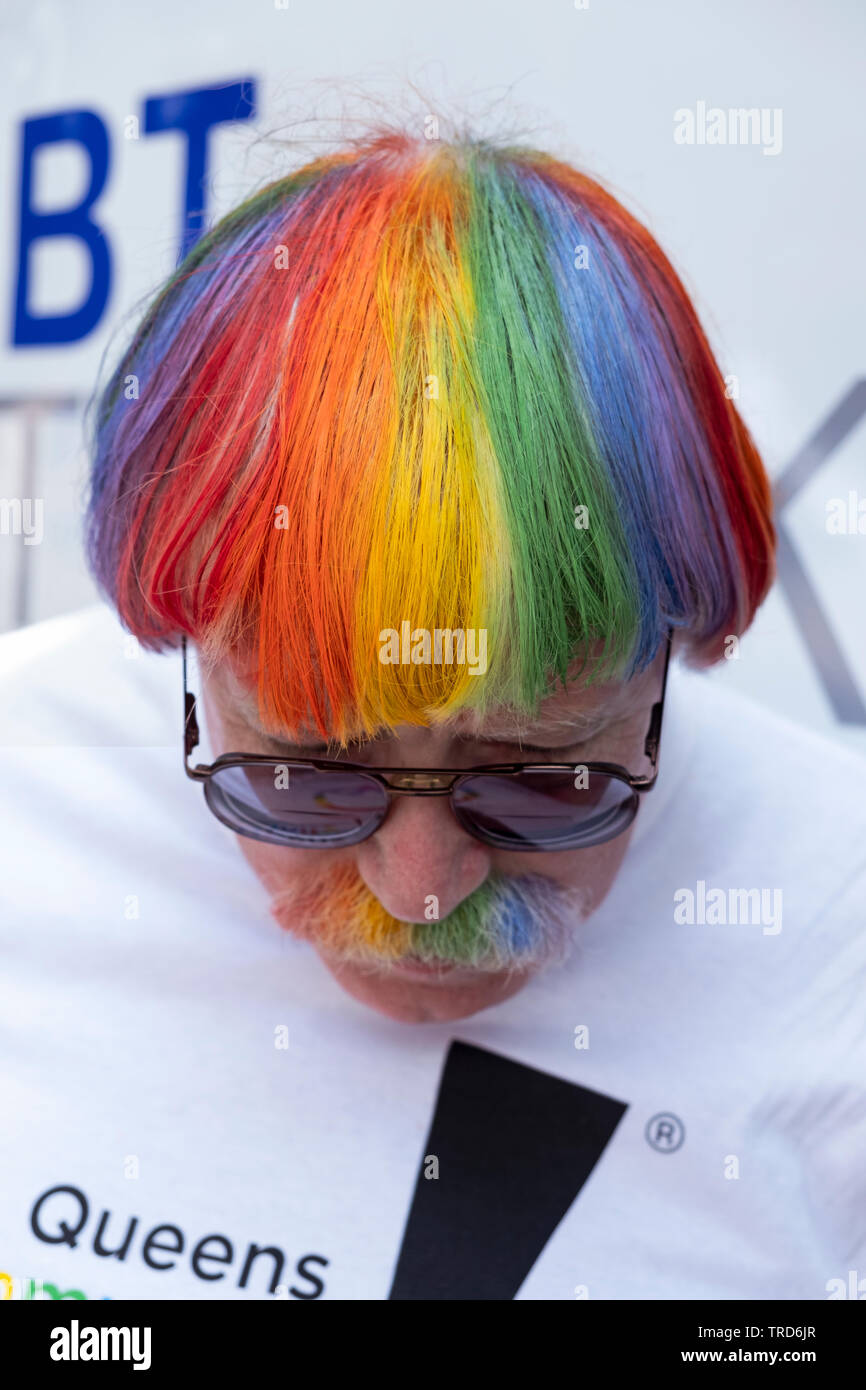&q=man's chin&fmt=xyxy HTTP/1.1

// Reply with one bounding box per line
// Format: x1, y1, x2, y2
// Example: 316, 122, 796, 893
313, 946, 537, 1024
